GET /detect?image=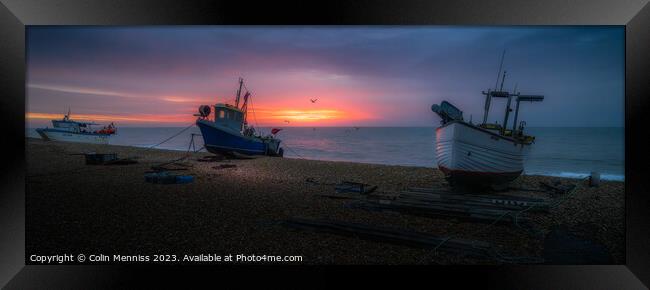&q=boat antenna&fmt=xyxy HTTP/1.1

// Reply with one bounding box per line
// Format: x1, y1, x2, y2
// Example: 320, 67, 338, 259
482, 50, 506, 125
235, 77, 243, 107
494, 50, 506, 91
499, 70, 507, 92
